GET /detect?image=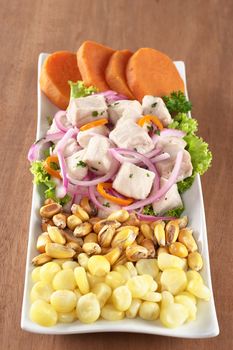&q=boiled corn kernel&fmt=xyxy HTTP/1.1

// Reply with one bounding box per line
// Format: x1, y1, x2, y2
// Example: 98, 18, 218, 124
40, 262, 61, 283
125, 262, 138, 277
87, 273, 105, 288
47, 225, 66, 245
113, 265, 131, 282
158, 253, 186, 271
142, 291, 161, 302
30, 281, 54, 303
178, 291, 197, 305
105, 271, 125, 289
126, 299, 141, 319
139, 301, 160, 321
52, 258, 72, 266
74, 267, 90, 294
126, 276, 149, 298
52, 269, 76, 290
73, 288, 82, 300
187, 252, 203, 271
157, 247, 169, 255
50, 290, 77, 313
101, 304, 124, 321
187, 280, 211, 301
136, 259, 159, 279
168, 242, 188, 258
150, 280, 158, 292
77, 253, 89, 269
112, 286, 132, 311
91, 282, 112, 307
31, 267, 41, 283
186, 270, 203, 283
174, 295, 197, 321
76, 293, 100, 323
45, 243, 76, 259
87, 255, 110, 277
161, 291, 174, 308
30, 300, 57, 327
160, 302, 188, 328
57, 310, 76, 323
62, 261, 79, 270
161, 268, 187, 295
